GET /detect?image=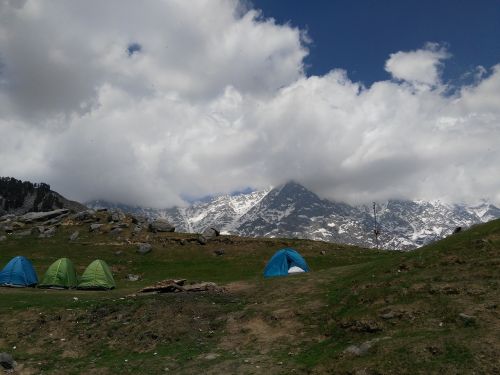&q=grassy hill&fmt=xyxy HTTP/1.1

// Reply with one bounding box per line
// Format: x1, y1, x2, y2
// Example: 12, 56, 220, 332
0, 212, 499, 374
